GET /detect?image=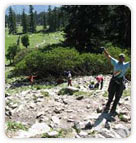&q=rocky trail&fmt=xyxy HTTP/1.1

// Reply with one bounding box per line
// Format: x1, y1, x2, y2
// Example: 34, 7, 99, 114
5, 75, 131, 138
